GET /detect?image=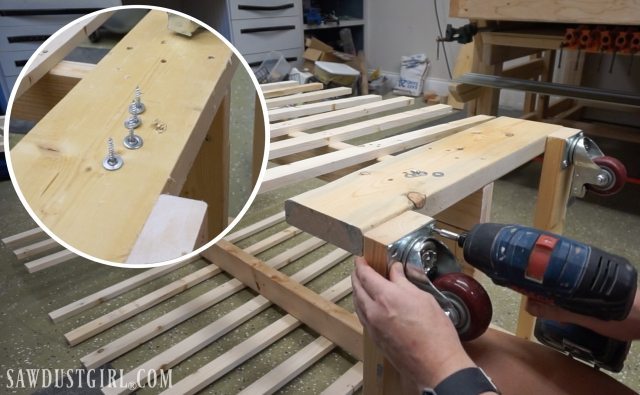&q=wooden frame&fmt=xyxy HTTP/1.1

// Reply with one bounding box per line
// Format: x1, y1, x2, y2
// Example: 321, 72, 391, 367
5, 10, 268, 264
19, 83, 617, 394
